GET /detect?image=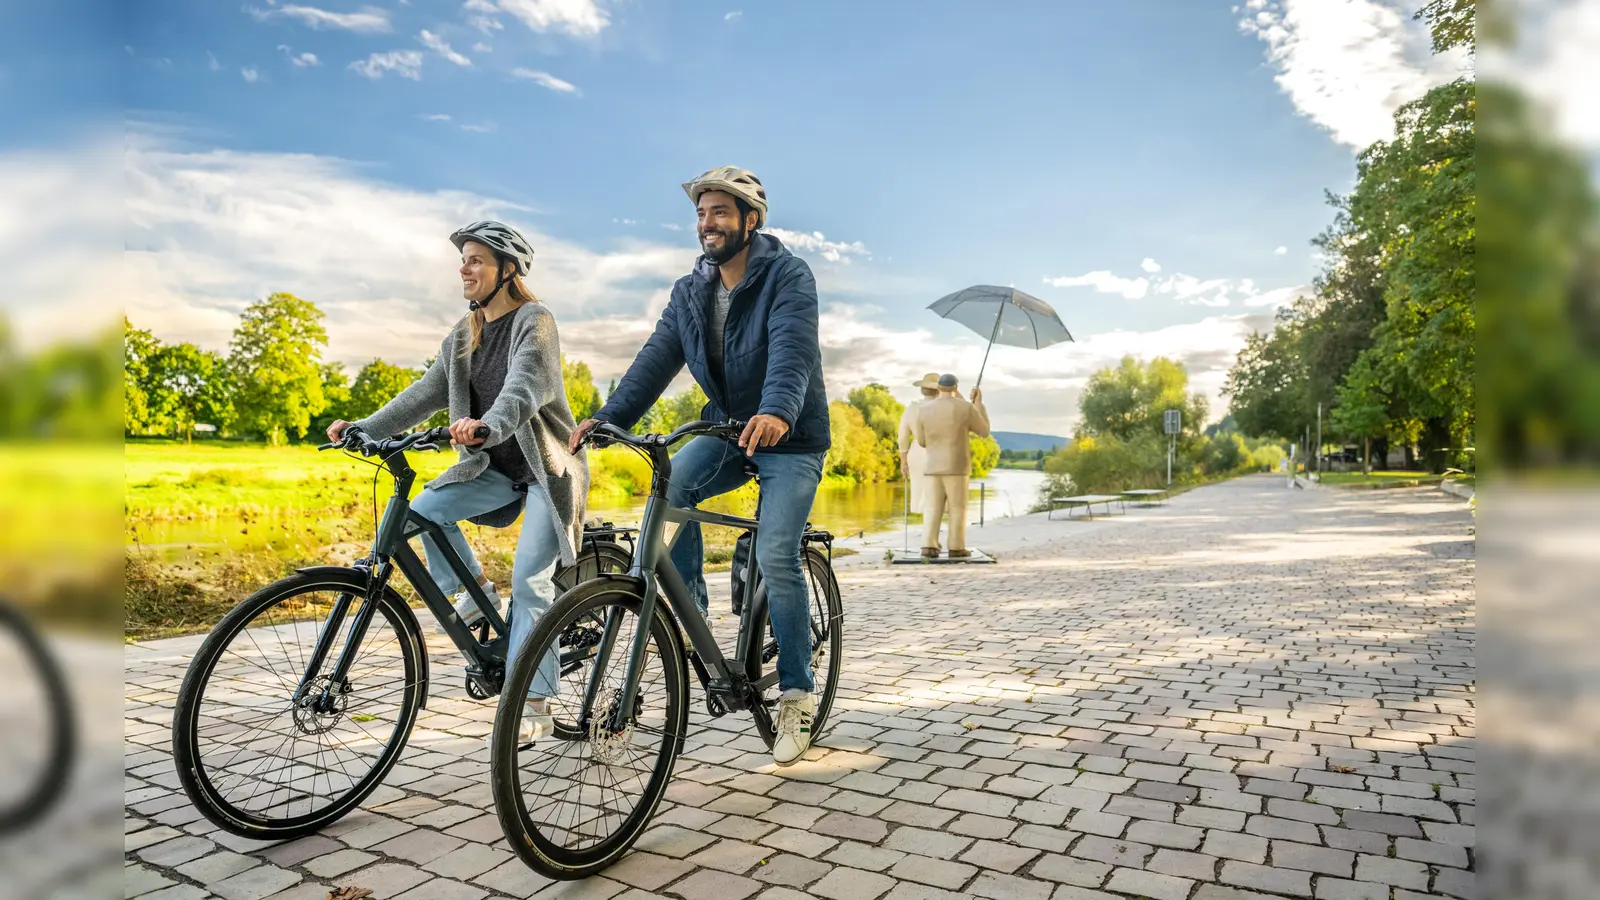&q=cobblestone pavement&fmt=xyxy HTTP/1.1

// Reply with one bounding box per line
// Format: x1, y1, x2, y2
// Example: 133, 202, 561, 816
125, 475, 1475, 900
